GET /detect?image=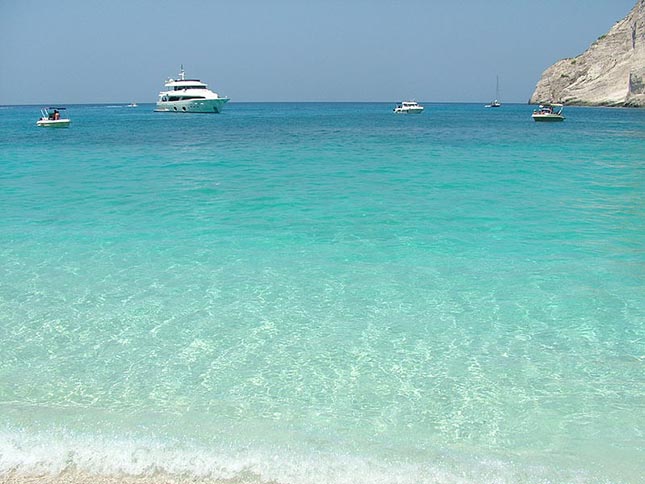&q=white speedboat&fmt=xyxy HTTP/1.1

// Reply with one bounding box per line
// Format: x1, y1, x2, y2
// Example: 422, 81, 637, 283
393, 101, 424, 114
155, 66, 229, 113
532, 103, 565, 122
127, 102, 138, 108
36, 107, 71, 127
